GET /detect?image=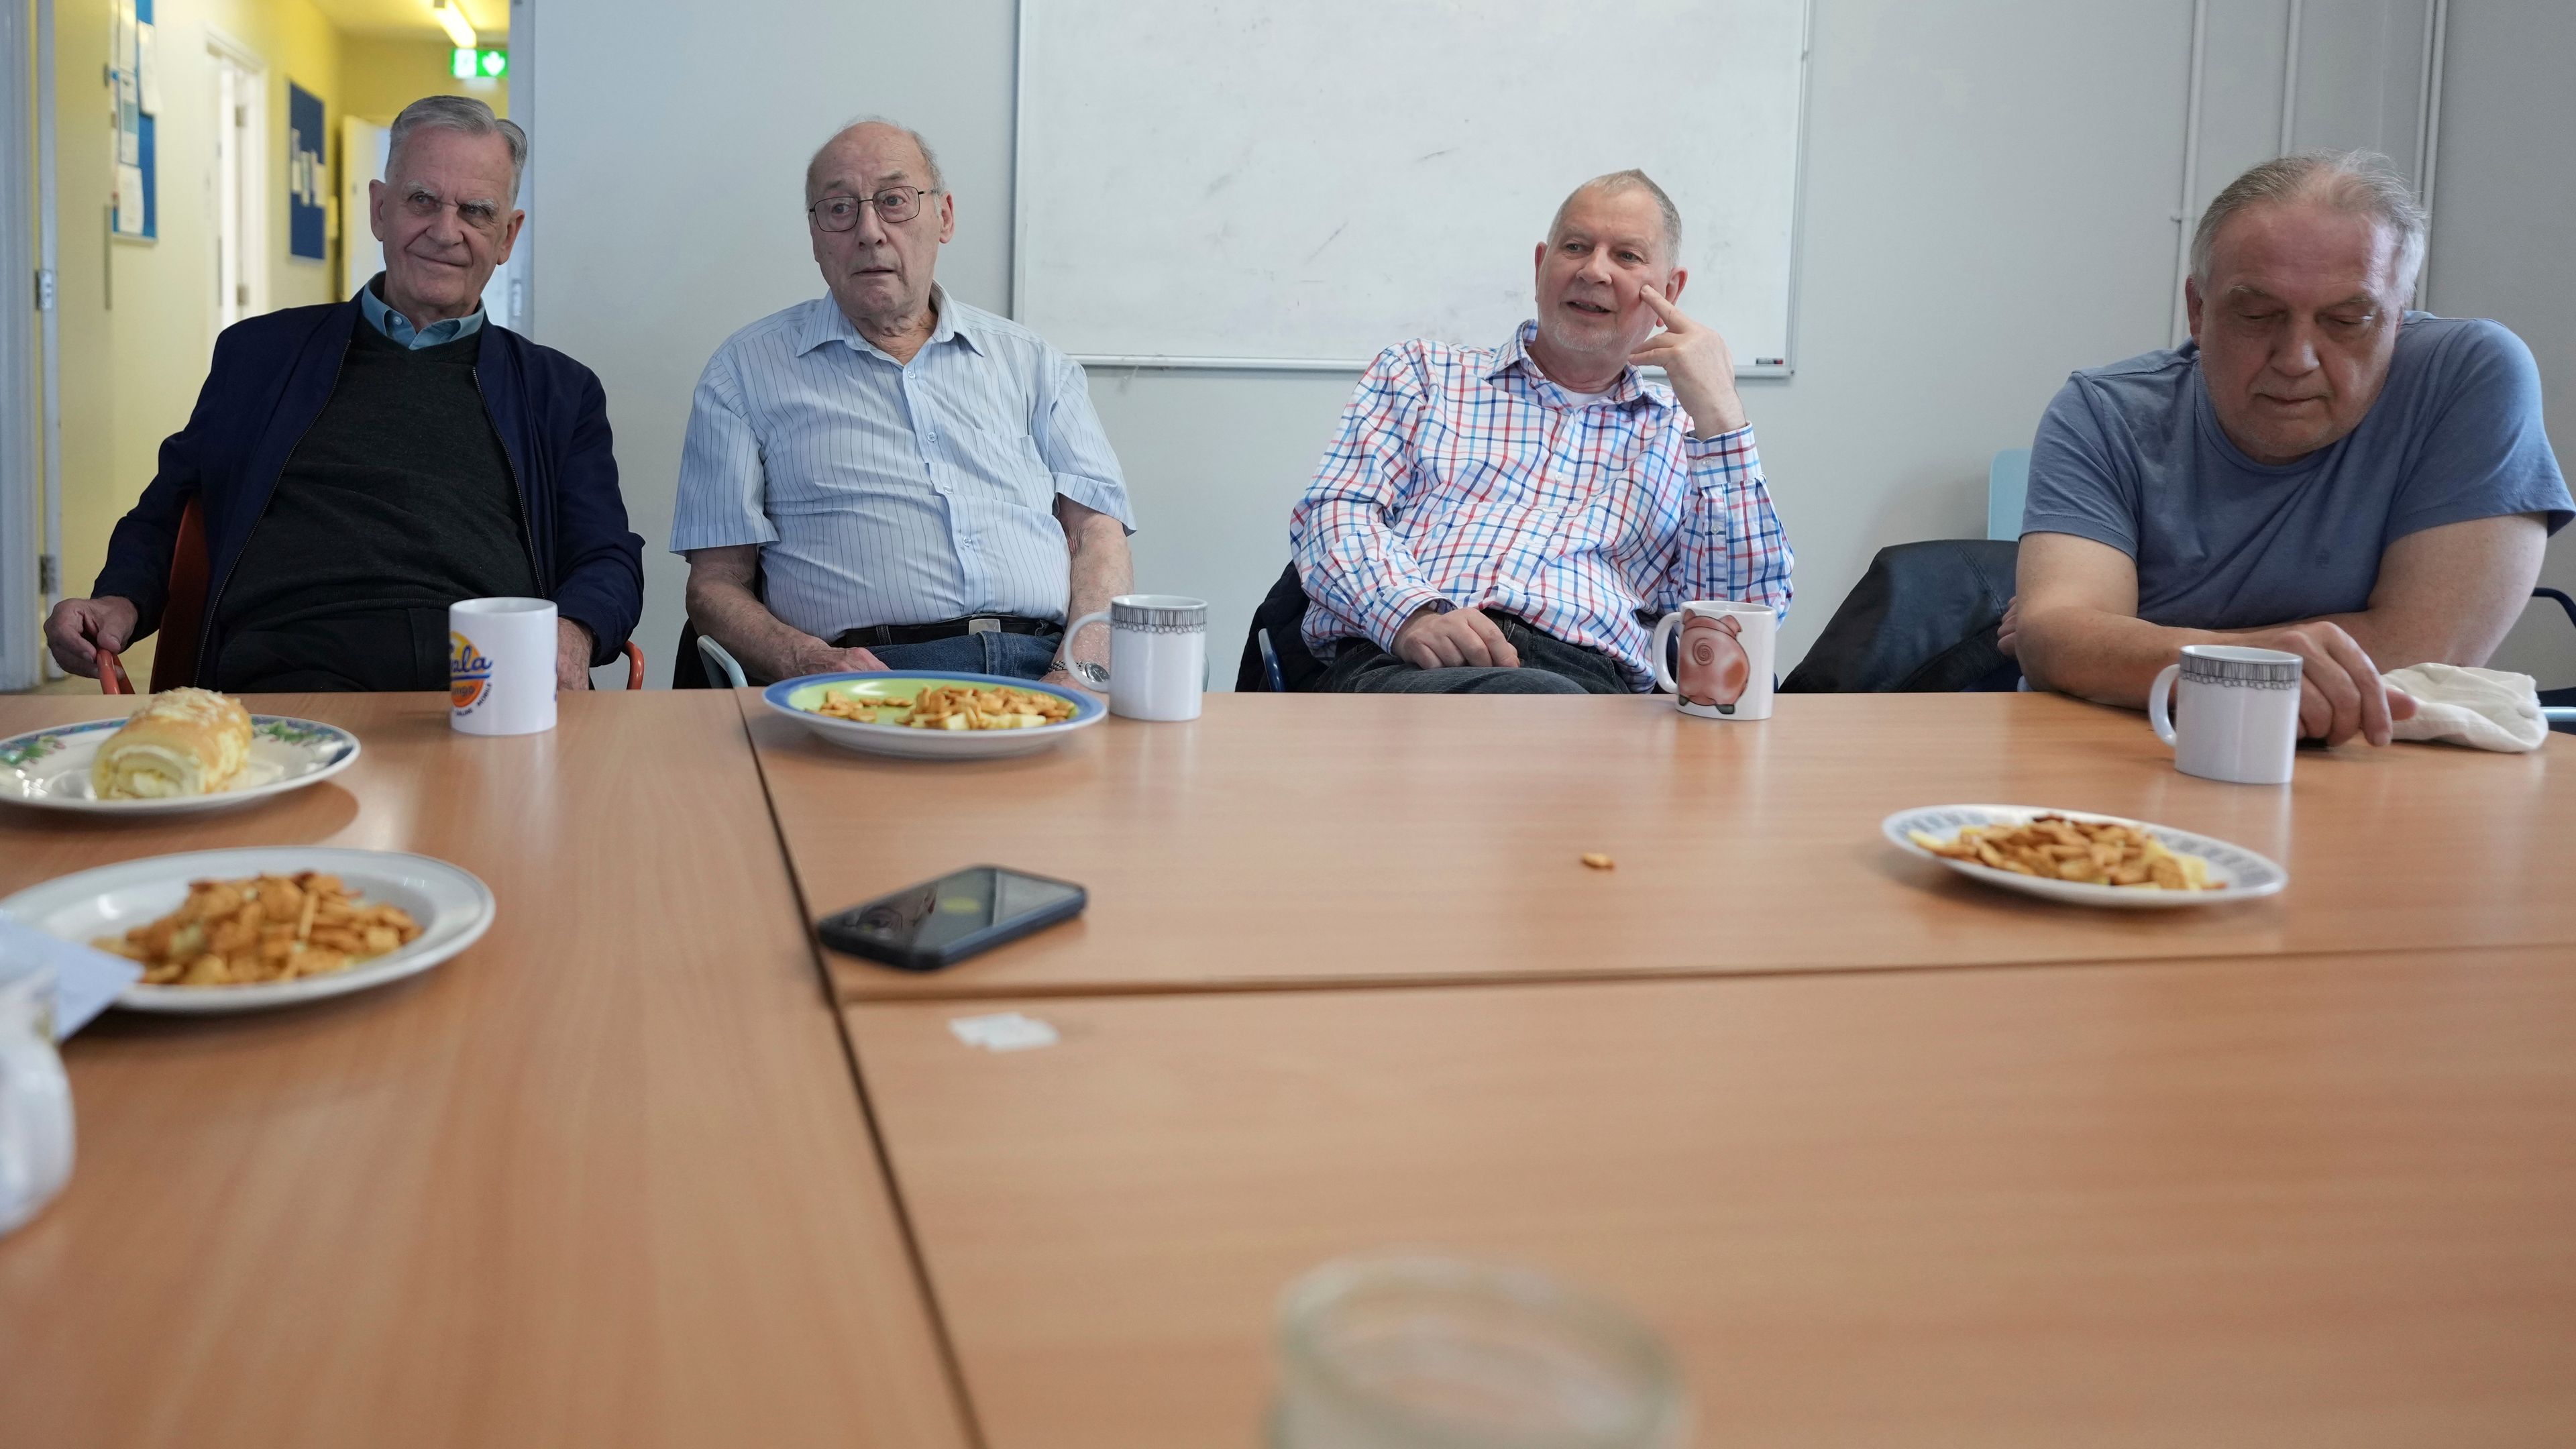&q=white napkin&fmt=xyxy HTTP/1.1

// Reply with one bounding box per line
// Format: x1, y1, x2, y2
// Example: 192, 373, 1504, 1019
2383, 663, 2548, 753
